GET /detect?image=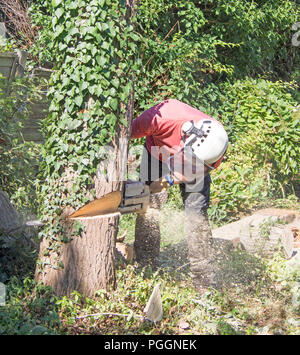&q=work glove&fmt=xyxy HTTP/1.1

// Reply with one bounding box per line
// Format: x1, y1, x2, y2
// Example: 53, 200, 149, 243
149, 177, 170, 194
